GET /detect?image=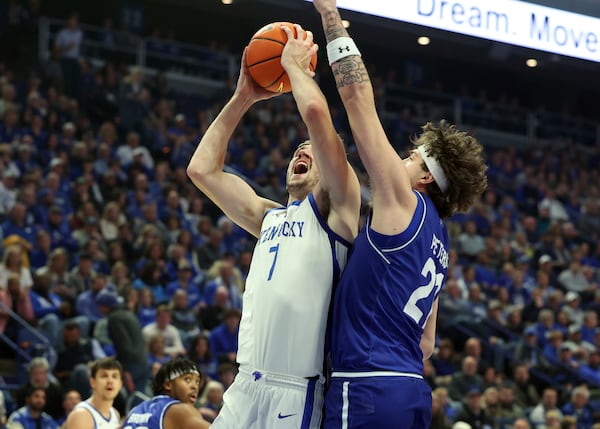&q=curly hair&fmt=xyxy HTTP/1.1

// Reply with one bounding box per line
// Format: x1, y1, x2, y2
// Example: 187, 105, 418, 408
412, 120, 488, 218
